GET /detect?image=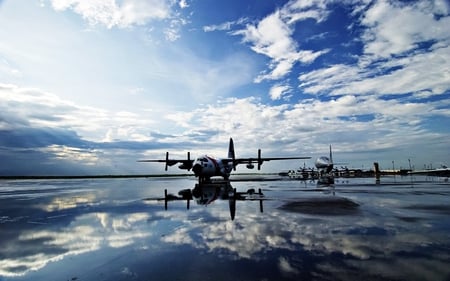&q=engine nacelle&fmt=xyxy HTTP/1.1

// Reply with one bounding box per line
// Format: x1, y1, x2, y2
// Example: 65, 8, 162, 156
246, 163, 255, 169
179, 163, 192, 170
